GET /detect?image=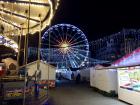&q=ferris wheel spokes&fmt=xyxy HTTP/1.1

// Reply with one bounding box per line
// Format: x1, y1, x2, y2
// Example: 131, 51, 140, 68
69, 39, 87, 46
67, 48, 83, 66
41, 24, 89, 69
68, 31, 81, 43
67, 52, 79, 68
